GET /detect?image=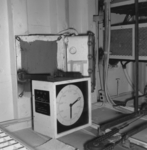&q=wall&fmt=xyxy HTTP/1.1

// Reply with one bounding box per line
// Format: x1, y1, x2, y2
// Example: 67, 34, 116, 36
68, 0, 96, 33
0, 0, 98, 122
0, 0, 17, 122
27, 0, 68, 34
